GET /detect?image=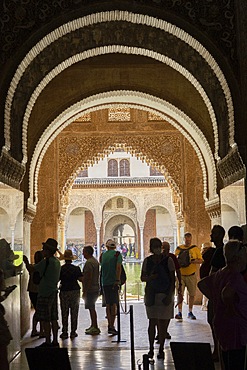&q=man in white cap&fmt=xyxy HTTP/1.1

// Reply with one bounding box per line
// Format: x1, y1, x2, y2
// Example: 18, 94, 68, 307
100, 239, 122, 335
